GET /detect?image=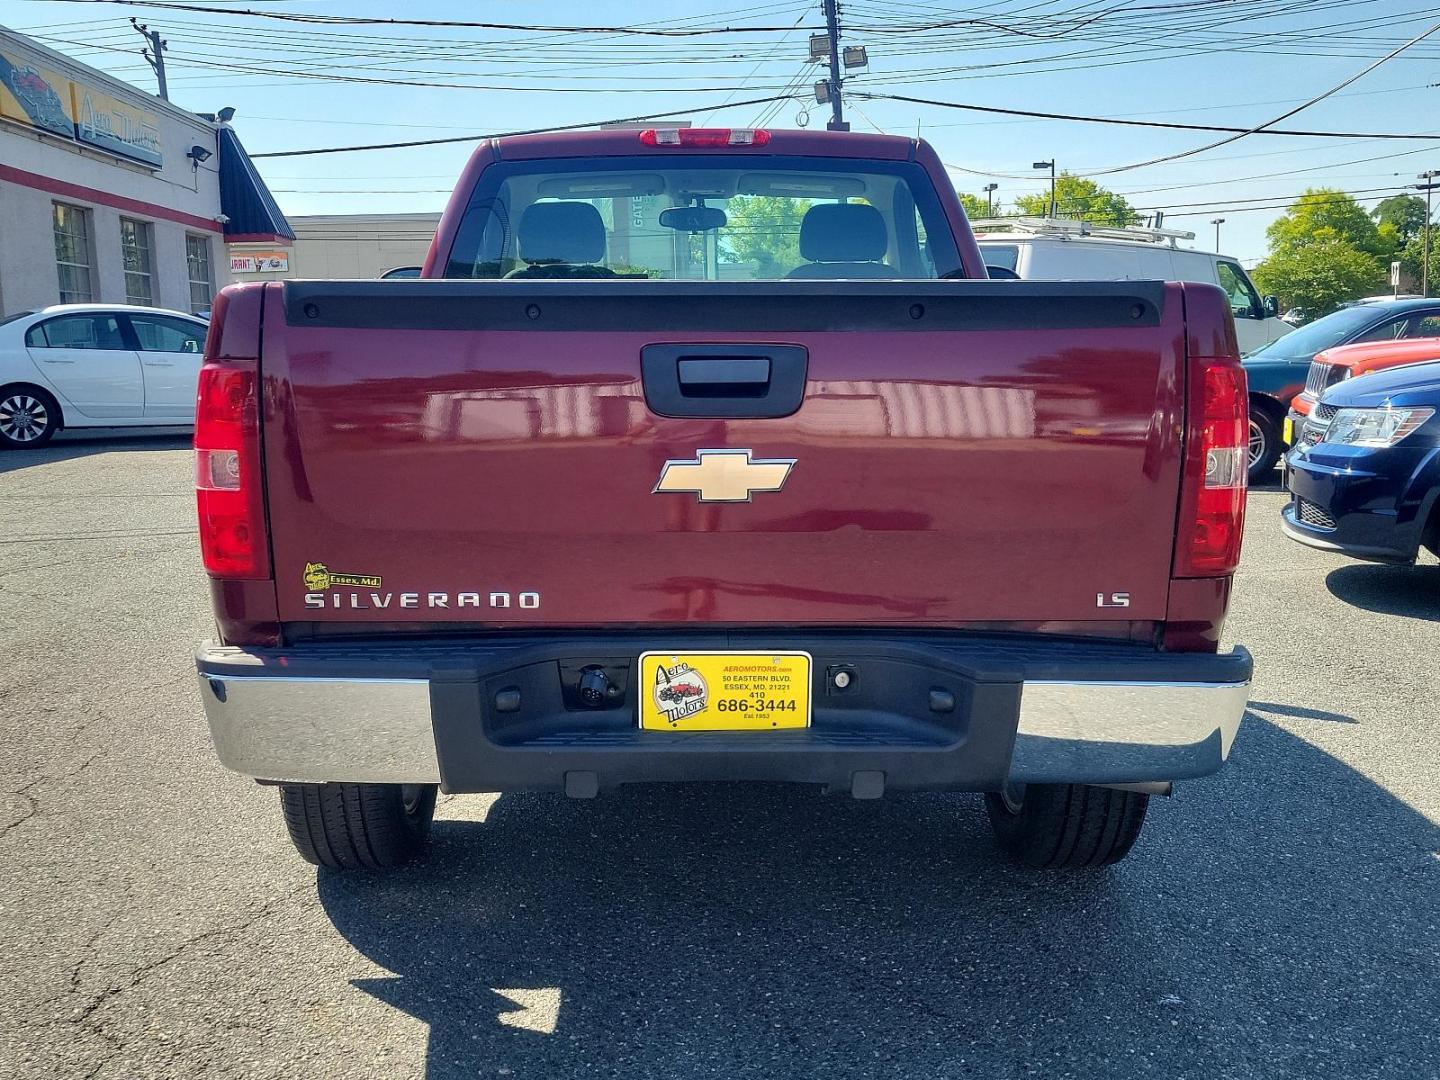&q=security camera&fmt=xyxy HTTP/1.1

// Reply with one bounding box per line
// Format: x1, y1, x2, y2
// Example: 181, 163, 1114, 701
214, 214, 230, 225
